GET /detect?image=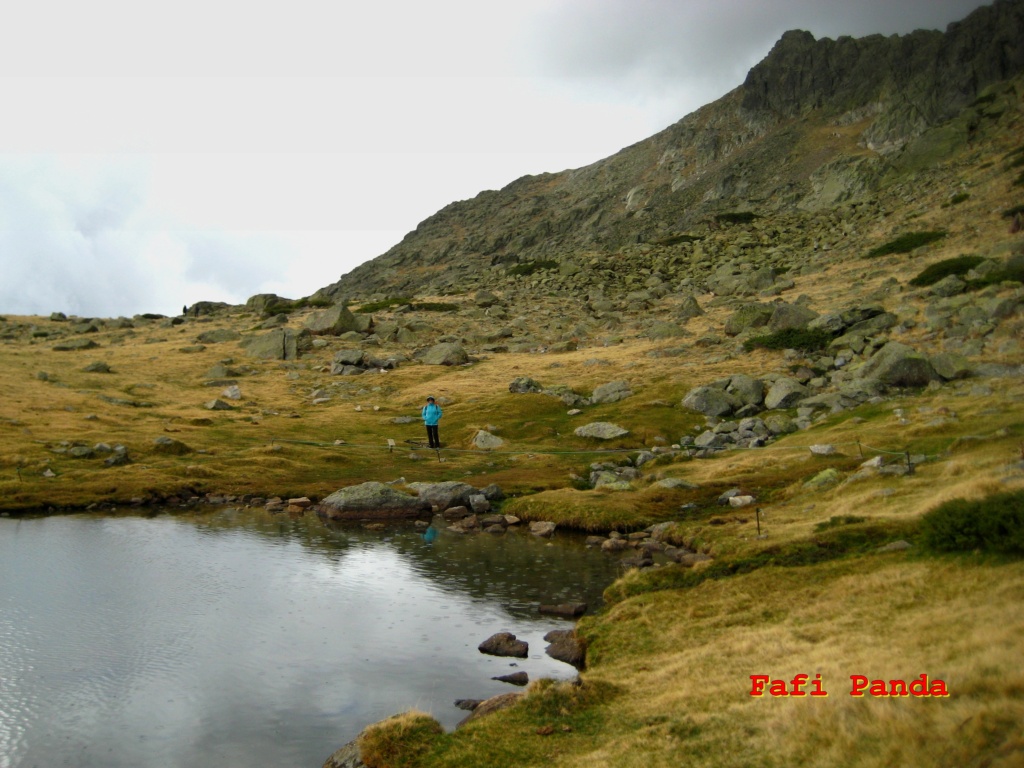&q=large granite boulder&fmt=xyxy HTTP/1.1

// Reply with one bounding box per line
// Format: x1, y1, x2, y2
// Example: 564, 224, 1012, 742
574, 422, 629, 440
859, 342, 941, 387
406, 481, 478, 510
304, 305, 360, 336
591, 380, 633, 404
472, 430, 504, 450
317, 482, 431, 520
763, 377, 809, 409
419, 342, 469, 366
682, 386, 741, 417
724, 304, 774, 336
196, 328, 241, 343
241, 328, 302, 360
768, 303, 818, 332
